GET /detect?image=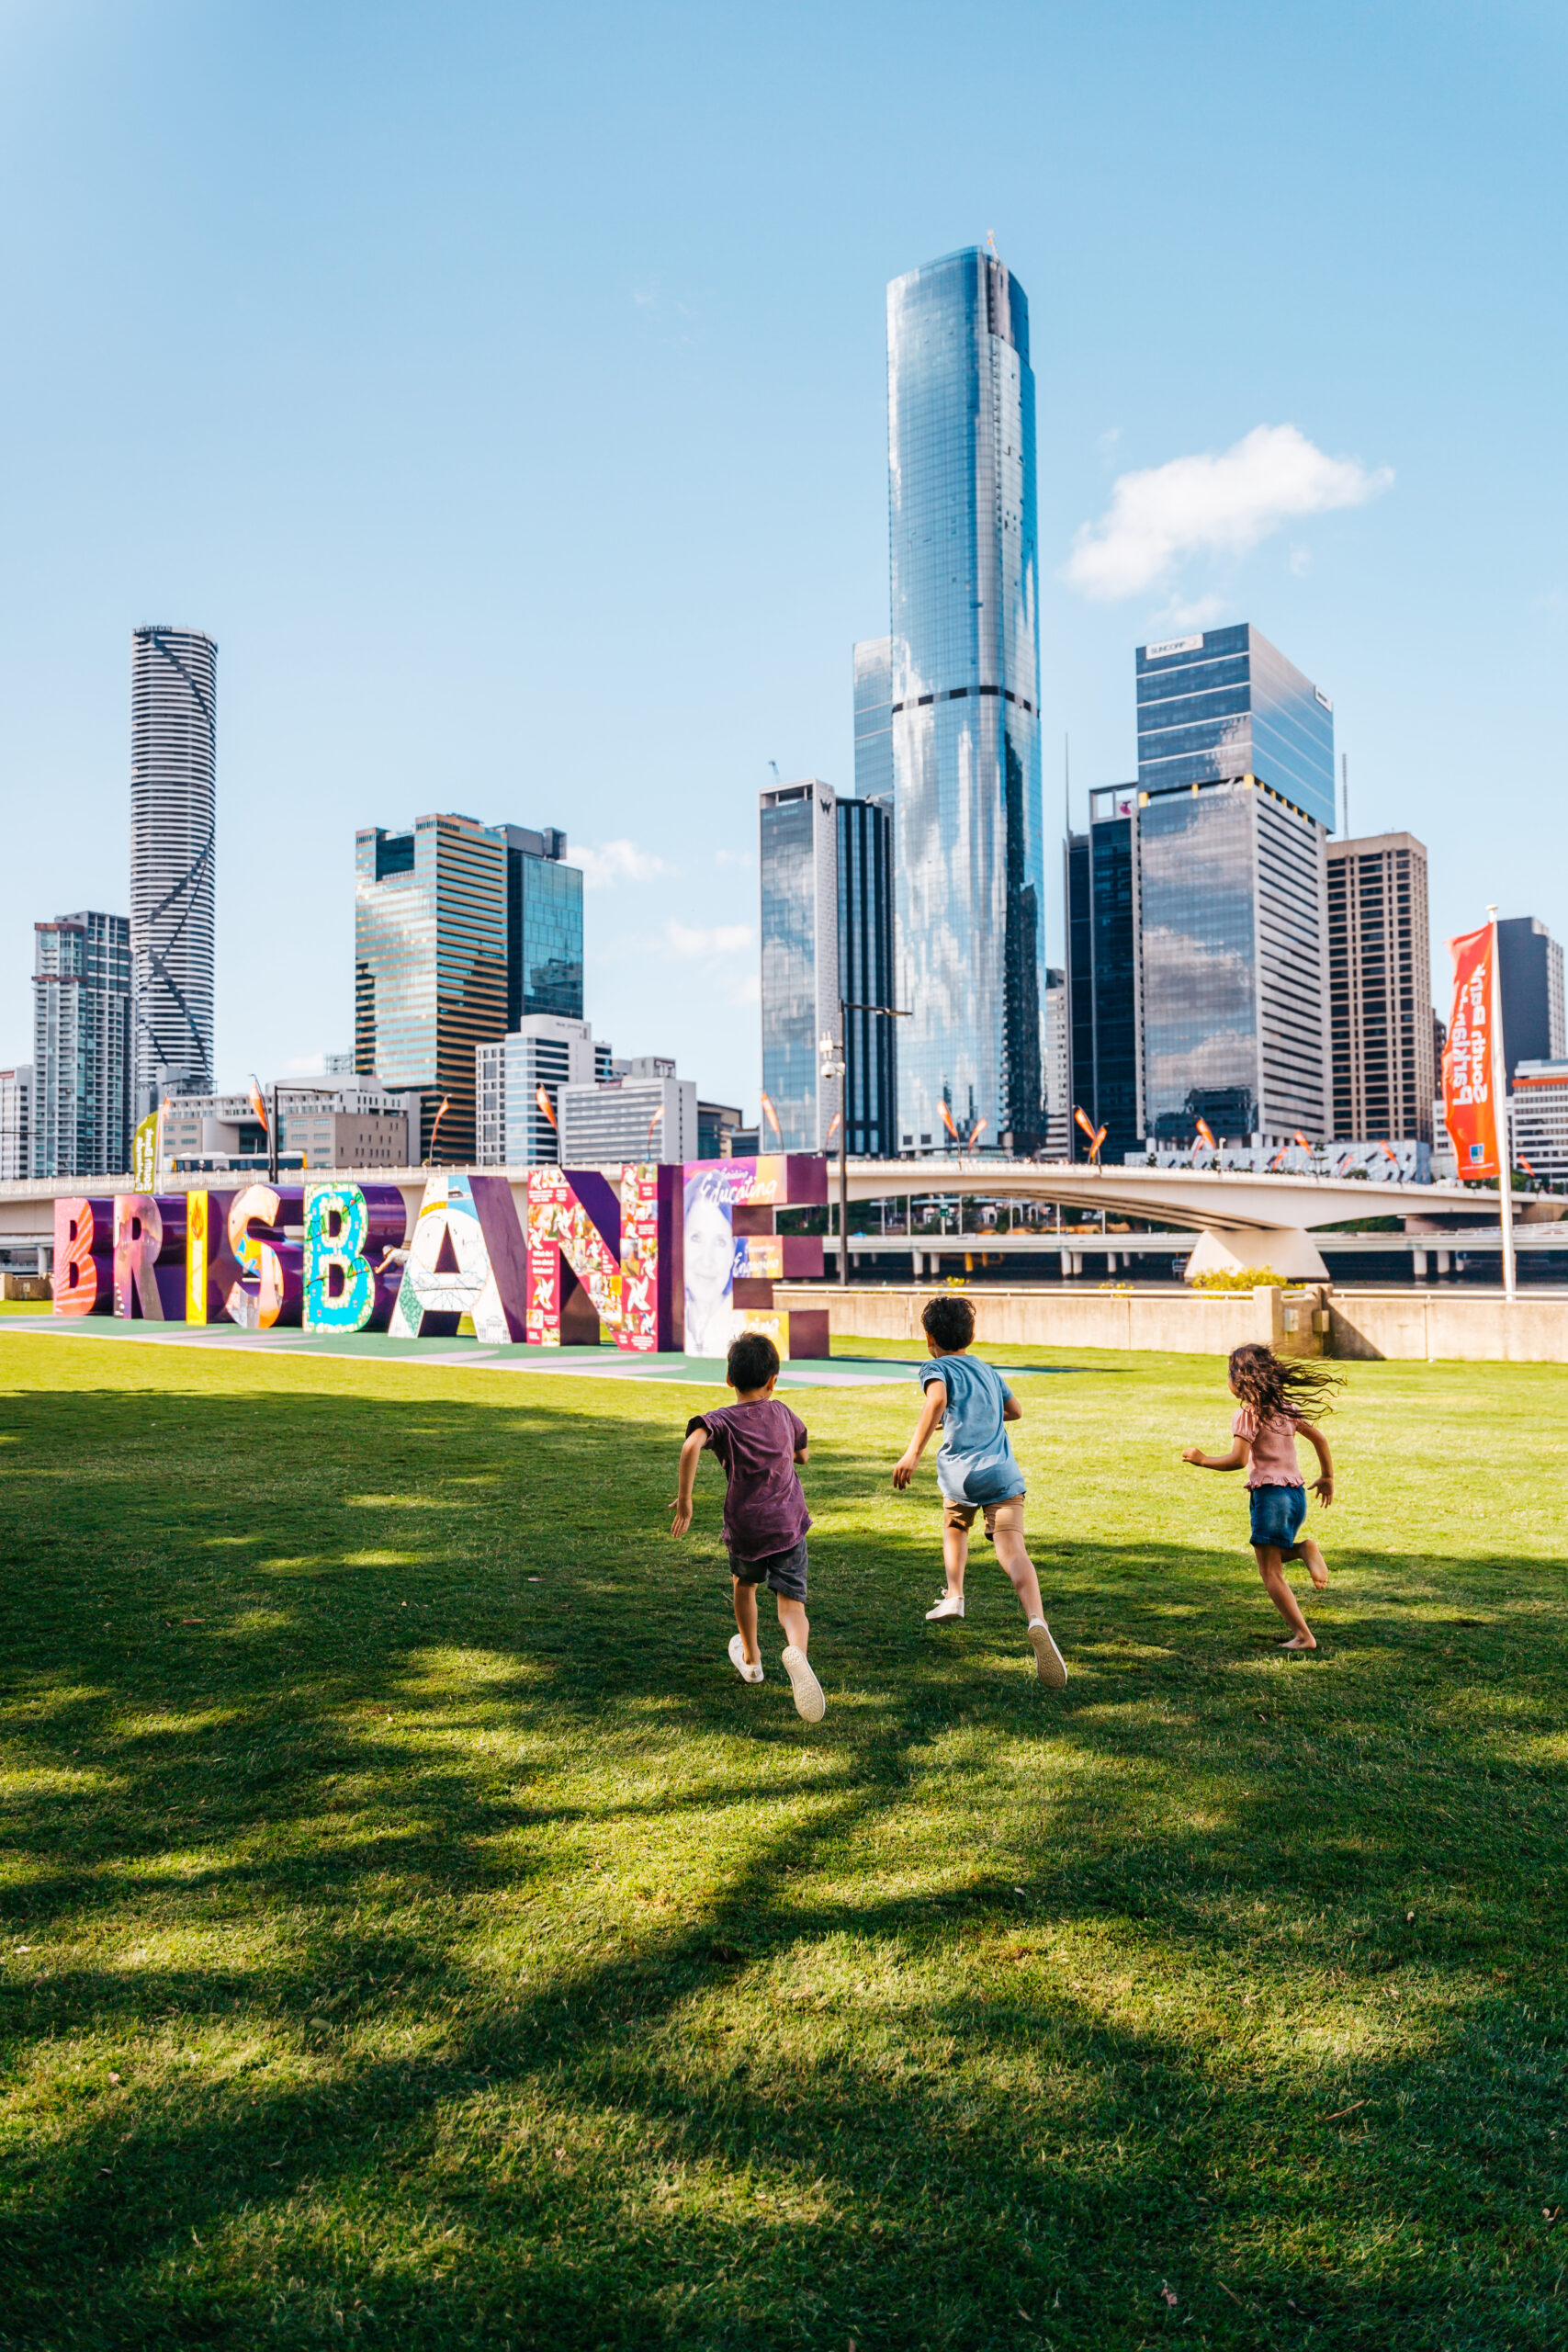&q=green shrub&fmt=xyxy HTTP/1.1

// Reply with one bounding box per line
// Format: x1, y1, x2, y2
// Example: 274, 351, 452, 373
1189, 1265, 1291, 1291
